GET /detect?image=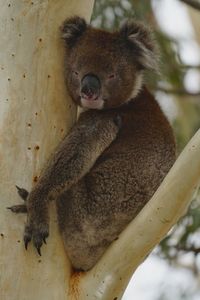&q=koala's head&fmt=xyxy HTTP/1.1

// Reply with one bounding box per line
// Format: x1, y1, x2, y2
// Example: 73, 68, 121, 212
61, 16, 158, 110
